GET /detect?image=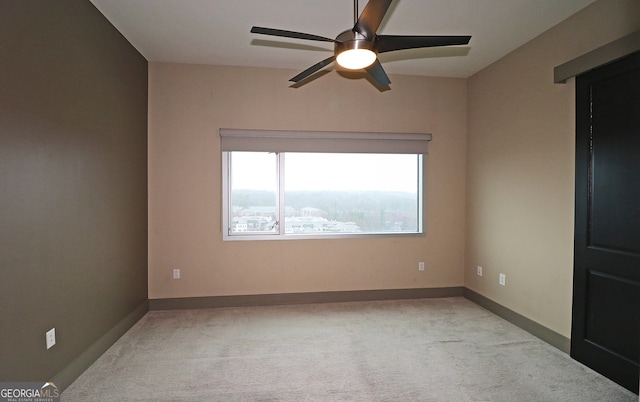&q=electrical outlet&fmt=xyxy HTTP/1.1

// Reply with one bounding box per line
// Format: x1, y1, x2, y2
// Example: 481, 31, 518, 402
477, 266, 483, 276
46, 328, 56, 349
499, 273, 506, 286
173, 269, 180, 279
418, 262, 425, 271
